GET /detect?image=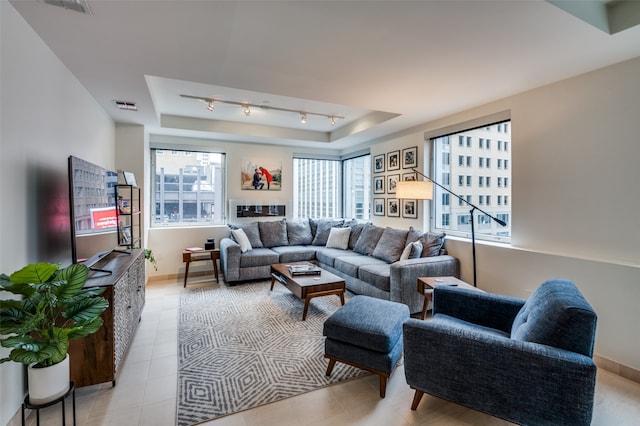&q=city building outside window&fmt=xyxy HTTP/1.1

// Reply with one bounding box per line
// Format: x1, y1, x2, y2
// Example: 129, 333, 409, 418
432, 119, 511, 241
151, 149, 225, 226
